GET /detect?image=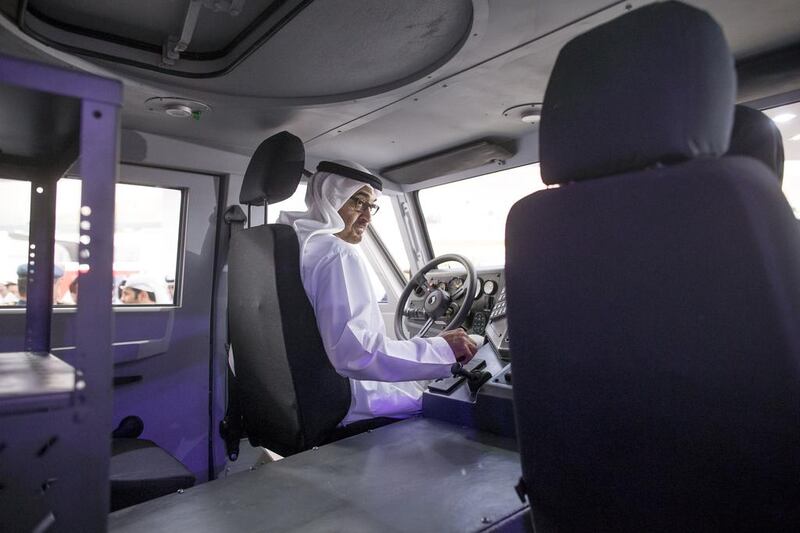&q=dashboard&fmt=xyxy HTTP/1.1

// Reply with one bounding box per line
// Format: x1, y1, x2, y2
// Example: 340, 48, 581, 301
404, 267, 511, 362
